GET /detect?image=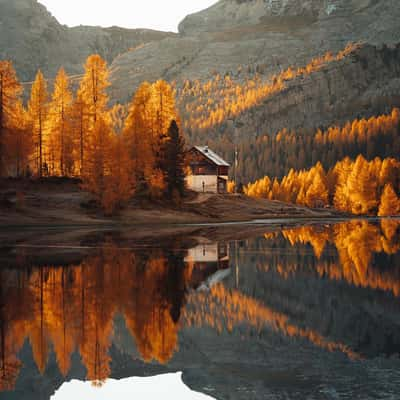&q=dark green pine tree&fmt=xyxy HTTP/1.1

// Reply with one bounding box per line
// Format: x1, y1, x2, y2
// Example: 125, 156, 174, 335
161, 120, 186, 200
